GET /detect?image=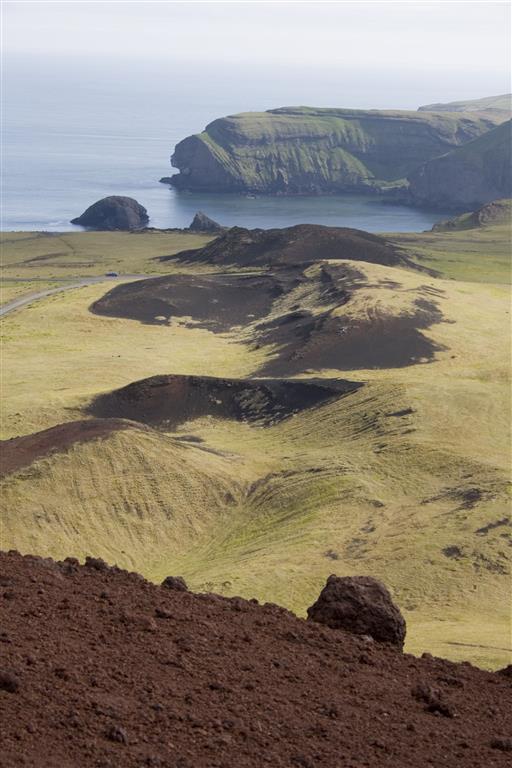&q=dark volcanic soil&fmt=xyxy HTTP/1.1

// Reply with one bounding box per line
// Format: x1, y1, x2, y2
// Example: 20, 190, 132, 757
257, 302, 444, 376
88, 375, 361, 428
0, 419, 137, 478
160, 224, 411, 269
90, 272, 297, 328
0, 552, 511, 768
